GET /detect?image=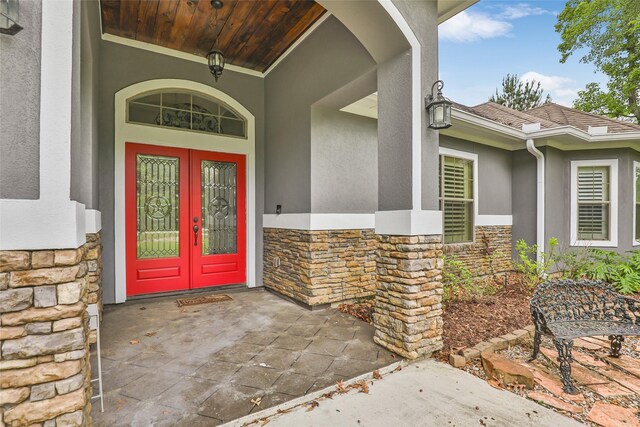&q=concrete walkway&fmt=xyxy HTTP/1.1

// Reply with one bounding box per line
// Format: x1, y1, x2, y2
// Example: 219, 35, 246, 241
232, 360, 583, 427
